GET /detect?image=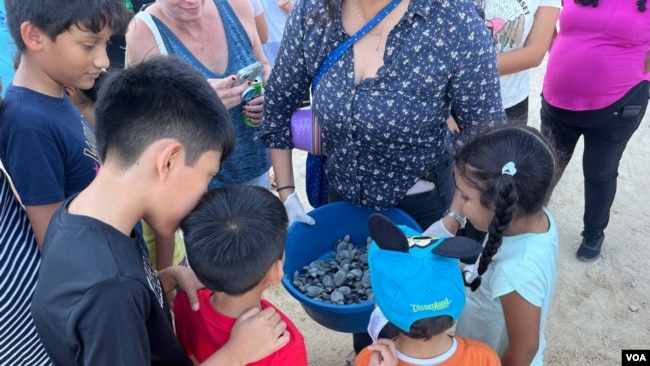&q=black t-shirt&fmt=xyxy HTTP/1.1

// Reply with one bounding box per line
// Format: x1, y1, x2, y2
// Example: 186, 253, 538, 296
32, 197, 191, 366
